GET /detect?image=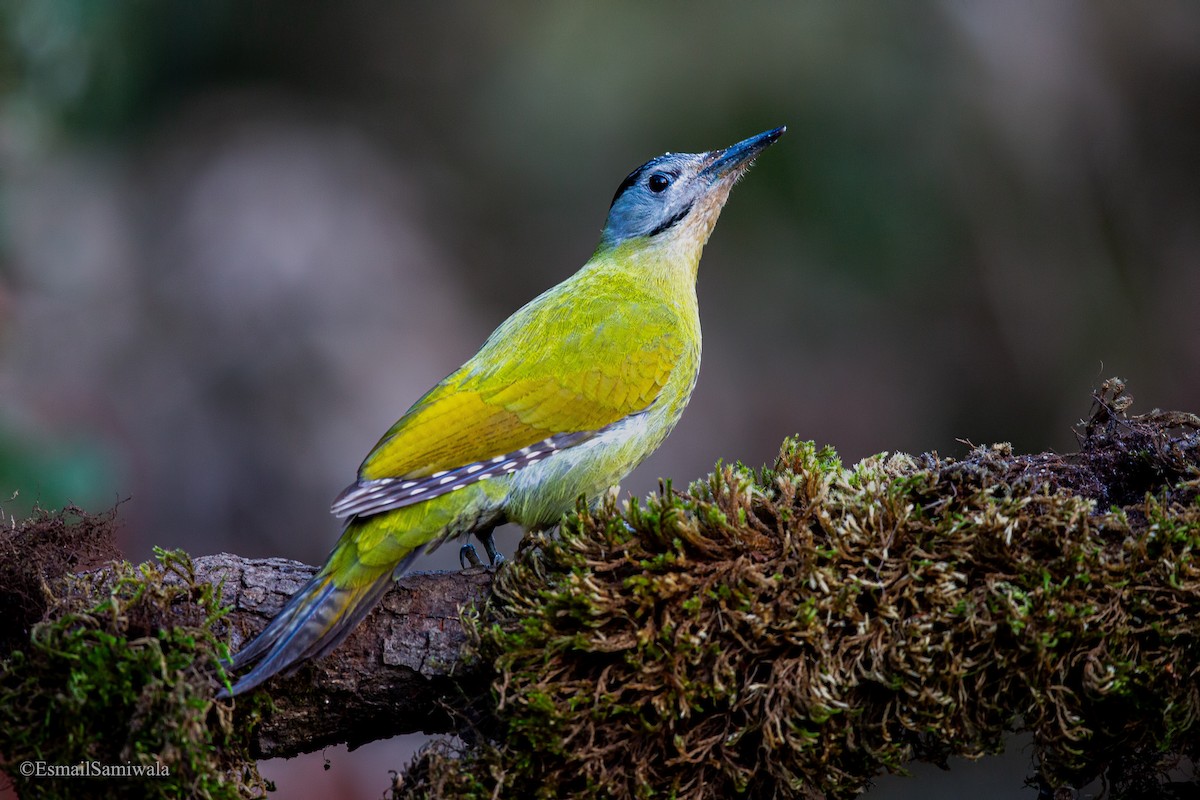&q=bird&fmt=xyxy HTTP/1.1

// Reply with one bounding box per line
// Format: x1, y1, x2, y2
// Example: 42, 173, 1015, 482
220, 126, 785, 697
